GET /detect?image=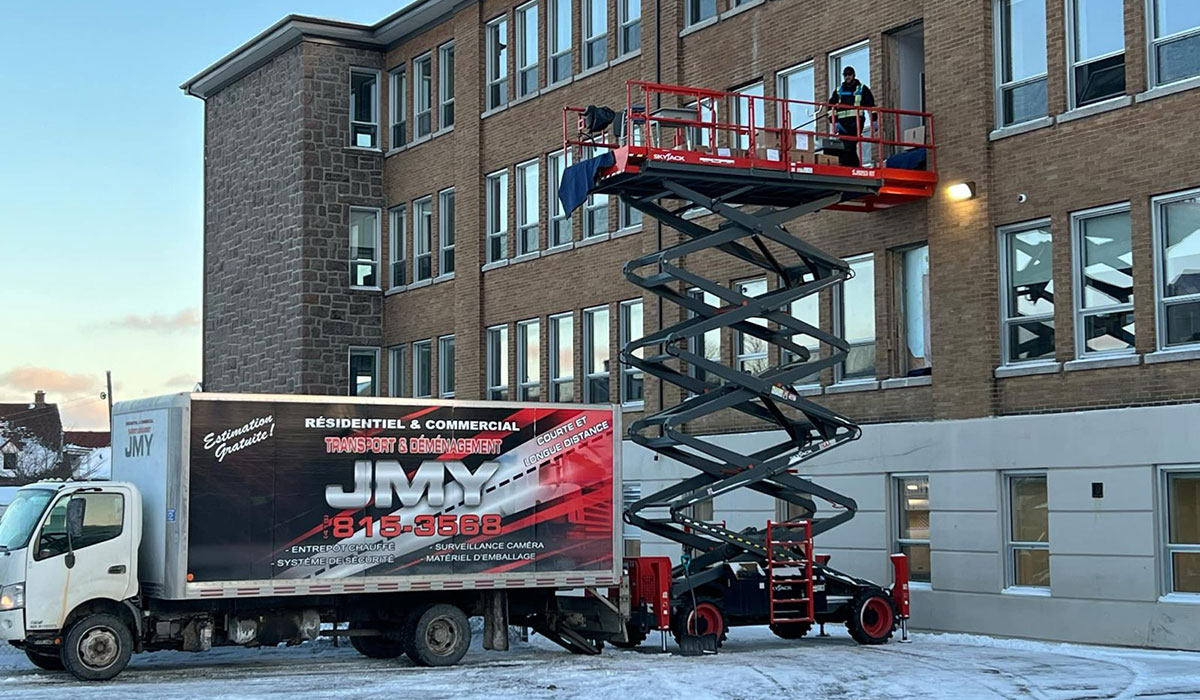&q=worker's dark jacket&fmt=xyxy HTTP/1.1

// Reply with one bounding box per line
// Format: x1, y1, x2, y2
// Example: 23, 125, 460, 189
829, 79, 876, 133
